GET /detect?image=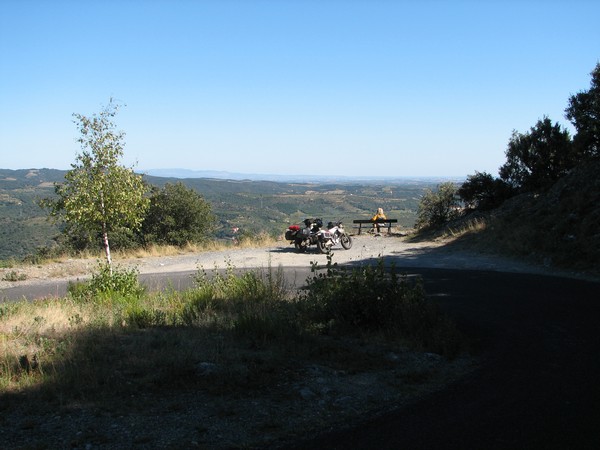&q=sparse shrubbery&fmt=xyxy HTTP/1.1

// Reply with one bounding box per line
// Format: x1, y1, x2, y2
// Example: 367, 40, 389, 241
300, 254, 462, 357
68, 262, 145, 302
180, 261, 299, 343
1, 256, 464, 398
1, 270, 27, 282
415, 182, 461, 229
